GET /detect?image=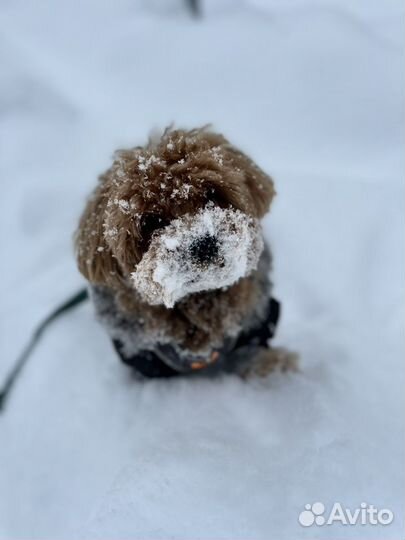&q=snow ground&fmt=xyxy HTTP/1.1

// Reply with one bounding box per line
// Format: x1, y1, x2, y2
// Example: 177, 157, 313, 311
0, 1, 404, 538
